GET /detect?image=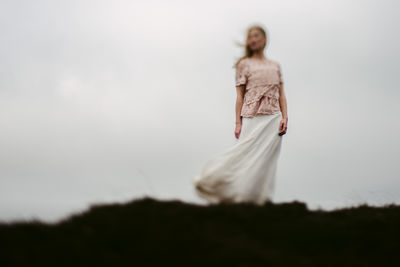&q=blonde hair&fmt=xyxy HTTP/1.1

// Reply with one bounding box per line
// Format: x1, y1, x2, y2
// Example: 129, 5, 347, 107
234, 25, 268, 69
